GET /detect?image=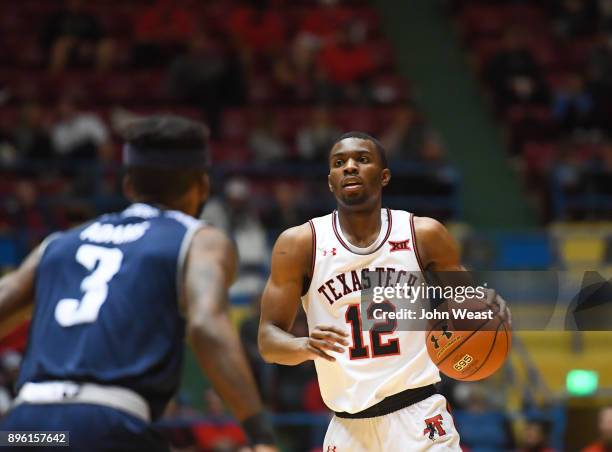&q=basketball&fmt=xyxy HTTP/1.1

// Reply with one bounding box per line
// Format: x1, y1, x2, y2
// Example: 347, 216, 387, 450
426, 298, 511, 381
